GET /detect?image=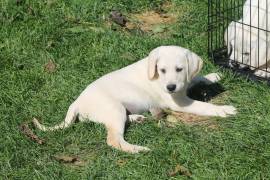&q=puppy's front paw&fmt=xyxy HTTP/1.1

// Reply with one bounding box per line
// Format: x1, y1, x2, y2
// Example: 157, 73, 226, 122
216, 105, 237, 117
205, 73, 221, 83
